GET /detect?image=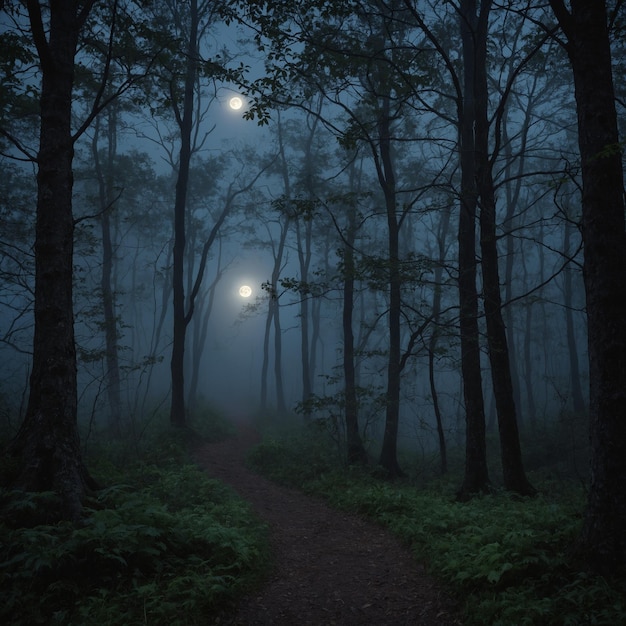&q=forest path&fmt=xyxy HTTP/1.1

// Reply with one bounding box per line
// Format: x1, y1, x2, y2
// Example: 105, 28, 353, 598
193, 421, 462, 626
